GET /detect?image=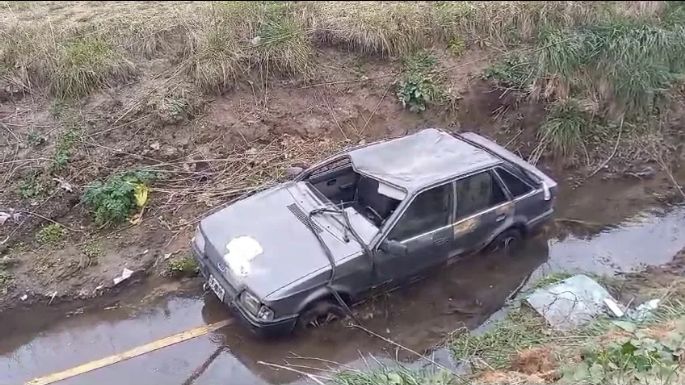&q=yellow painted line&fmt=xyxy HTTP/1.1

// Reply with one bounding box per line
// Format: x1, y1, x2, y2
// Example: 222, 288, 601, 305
26, 319, 232, 385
